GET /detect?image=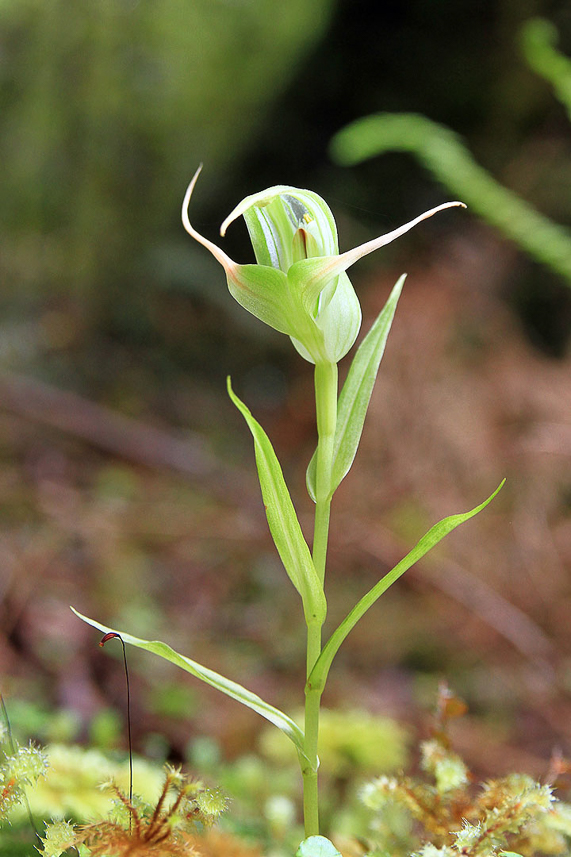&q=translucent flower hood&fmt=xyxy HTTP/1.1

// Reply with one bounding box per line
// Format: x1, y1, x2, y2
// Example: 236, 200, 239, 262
182, 166, 465, 364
